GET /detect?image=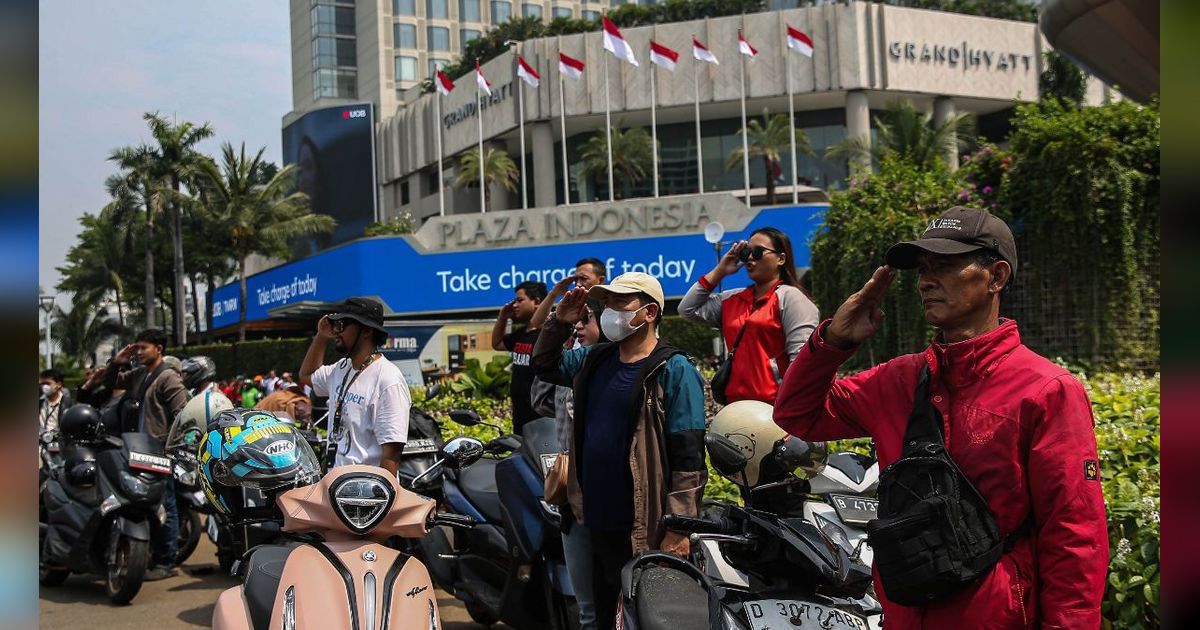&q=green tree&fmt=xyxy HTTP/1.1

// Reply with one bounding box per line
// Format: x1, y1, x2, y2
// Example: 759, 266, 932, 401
49, 294, 129, 368
56, 185, 139, 327
193, 142, 335, 340
579, 123, 654, 200
882, 0, 1036, 22
364, 211, 416, 236
455, 147, 519, 210
1039, 50, 1088, 106
827, 99, 974, 172
107, 143, 163, 328
725, 108, 813, 205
